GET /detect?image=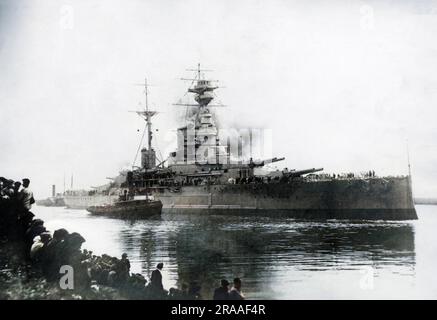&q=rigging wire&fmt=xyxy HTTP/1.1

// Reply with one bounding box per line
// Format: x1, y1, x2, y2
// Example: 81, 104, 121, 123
132, 123, 148, 169
154, 140, 164, 164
